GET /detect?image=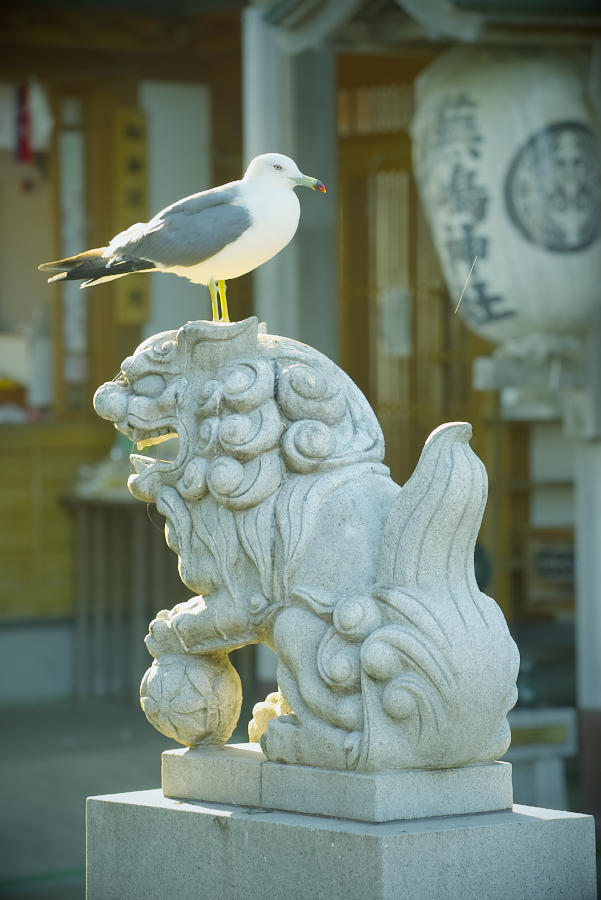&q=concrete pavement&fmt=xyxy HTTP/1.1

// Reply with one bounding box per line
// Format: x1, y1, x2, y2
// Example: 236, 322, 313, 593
0, 699, 179, 899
